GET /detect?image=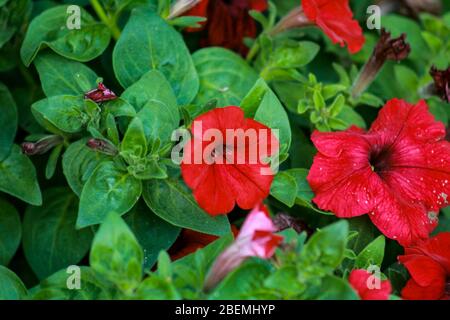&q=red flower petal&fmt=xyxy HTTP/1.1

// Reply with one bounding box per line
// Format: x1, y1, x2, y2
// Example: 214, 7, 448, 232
348, 269, 392, 300
302, 0, 365, 54
249, 0, 268, 11
181, 106, 278, 215
368, 186, 436, 246
401, 278, 446, 300
307, 129, 385, 217
399, 255, 446, 286
399, 232, 450, 300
